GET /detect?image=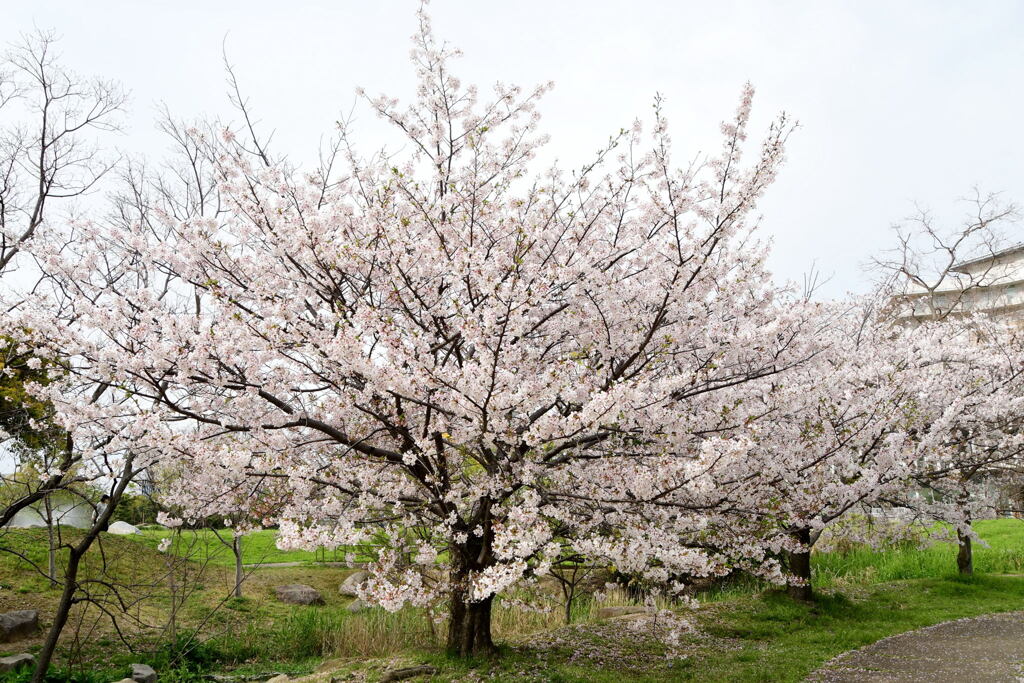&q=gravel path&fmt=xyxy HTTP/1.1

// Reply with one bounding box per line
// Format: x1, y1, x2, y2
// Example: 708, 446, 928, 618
807, 611, 1024, 682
